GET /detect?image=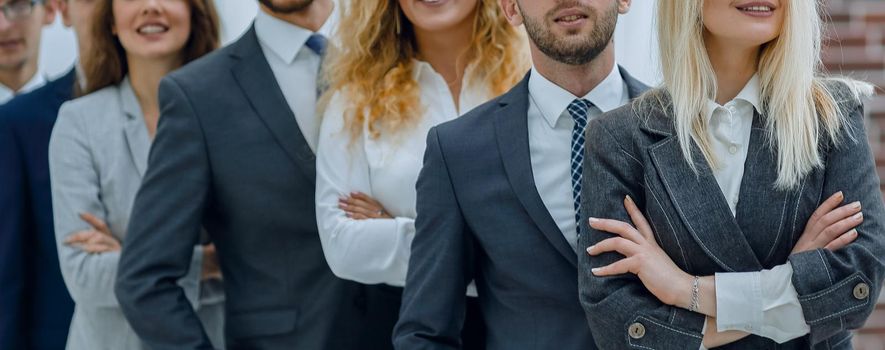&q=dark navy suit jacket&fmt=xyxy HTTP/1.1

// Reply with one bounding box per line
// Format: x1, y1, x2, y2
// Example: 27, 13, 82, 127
0, 69, 76, 349
394, 69, 648, 349
115, 27, 369, 350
